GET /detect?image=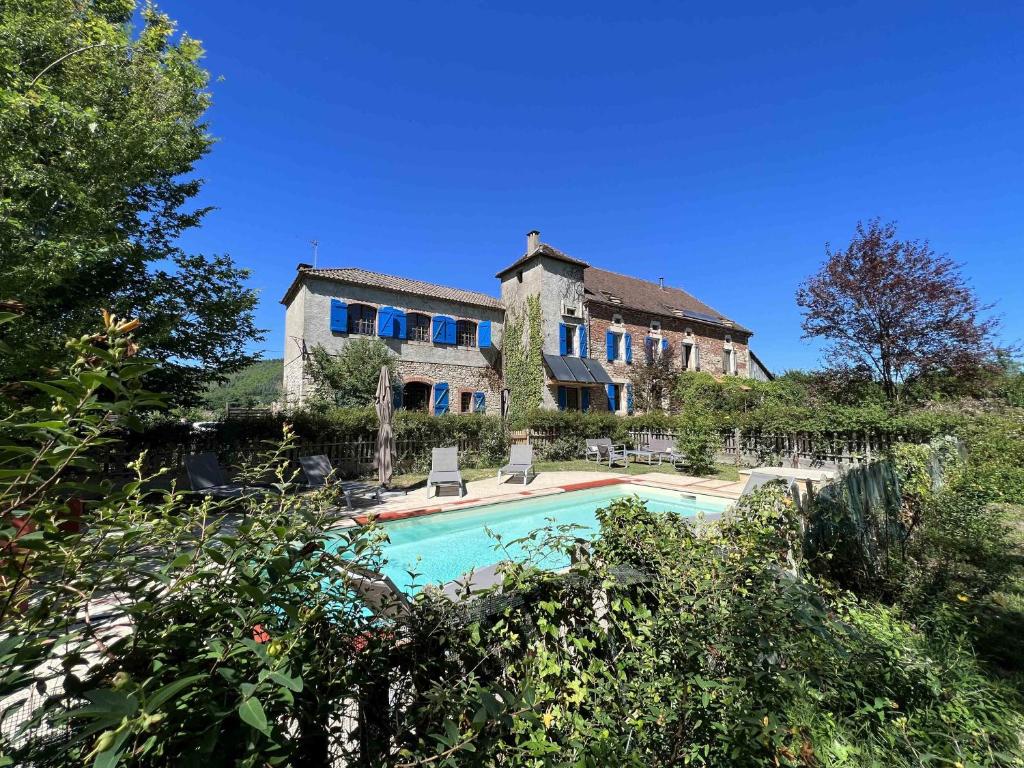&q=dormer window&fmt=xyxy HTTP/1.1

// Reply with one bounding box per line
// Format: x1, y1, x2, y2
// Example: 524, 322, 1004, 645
561, 300, 579, 318
612, 313, 623, 326
649, 319, 661, 335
